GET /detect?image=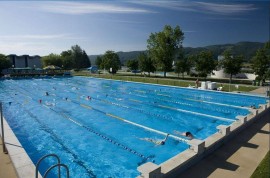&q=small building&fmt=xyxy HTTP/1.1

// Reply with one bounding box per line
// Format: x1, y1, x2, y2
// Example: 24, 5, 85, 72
7, 54, 42, 68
